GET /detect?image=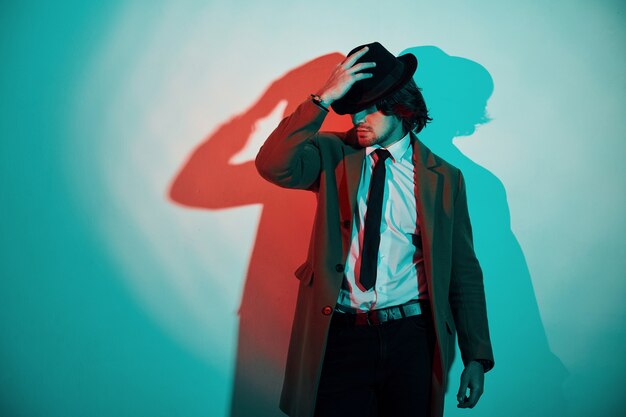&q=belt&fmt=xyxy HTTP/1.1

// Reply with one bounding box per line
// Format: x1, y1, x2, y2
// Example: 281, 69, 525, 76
333, 299, 430, 326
